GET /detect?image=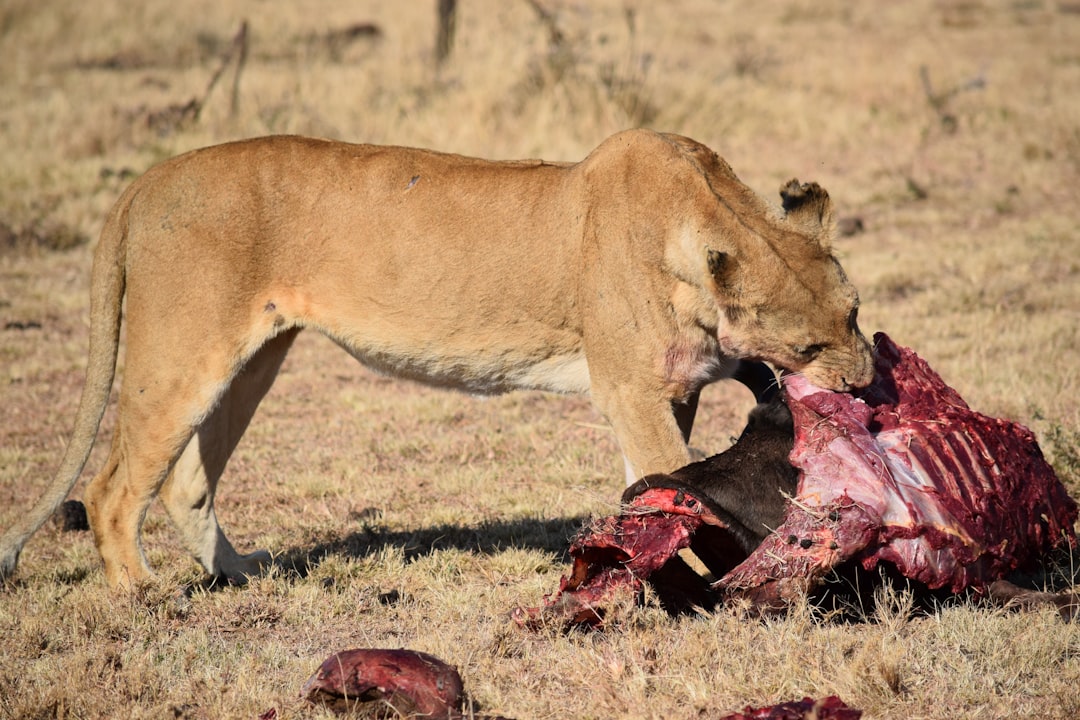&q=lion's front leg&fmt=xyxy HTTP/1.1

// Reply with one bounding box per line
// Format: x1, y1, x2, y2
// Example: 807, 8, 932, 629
617, 393, 702, 485
591, 380, 696, 485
